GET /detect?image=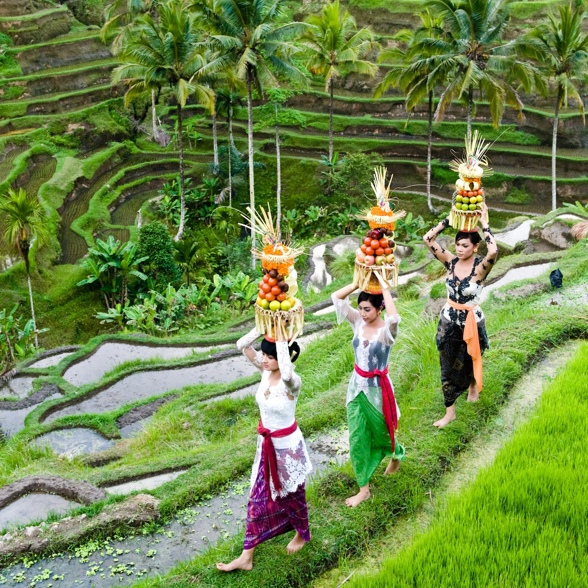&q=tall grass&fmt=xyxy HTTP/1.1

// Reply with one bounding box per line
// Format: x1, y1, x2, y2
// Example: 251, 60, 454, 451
350, 343, 588, 588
